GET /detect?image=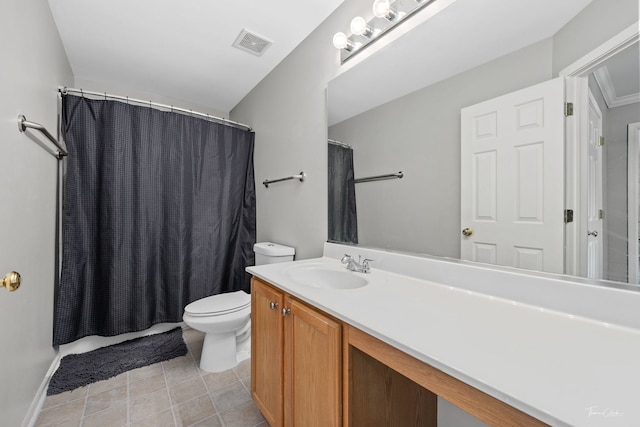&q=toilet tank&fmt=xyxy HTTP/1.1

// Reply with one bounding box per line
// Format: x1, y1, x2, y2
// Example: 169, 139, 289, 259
254, 242, 295, 265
